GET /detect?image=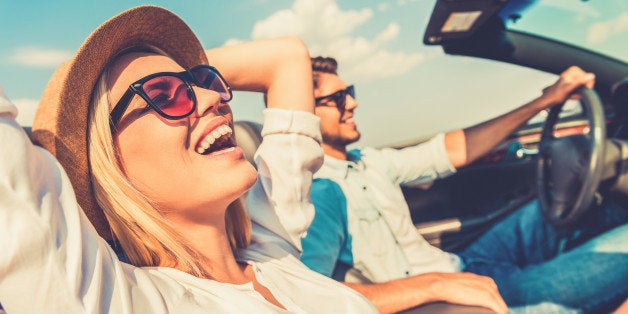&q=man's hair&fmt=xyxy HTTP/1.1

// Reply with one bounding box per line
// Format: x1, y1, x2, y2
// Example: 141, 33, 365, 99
311, 56, 338, 88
